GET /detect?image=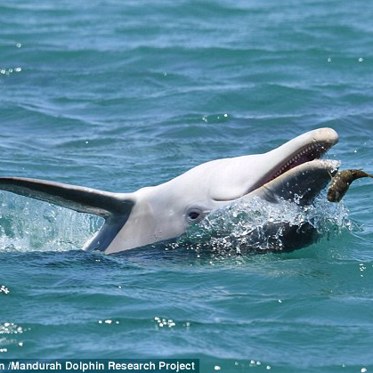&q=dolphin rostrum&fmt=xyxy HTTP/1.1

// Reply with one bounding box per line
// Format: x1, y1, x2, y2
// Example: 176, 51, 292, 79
0, 128, 339, 254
